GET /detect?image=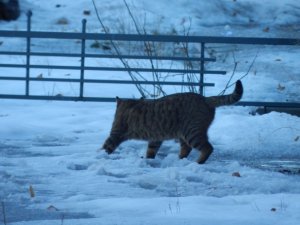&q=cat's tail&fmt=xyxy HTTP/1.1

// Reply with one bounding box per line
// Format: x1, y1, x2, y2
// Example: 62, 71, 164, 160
205, 80, 243, 107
